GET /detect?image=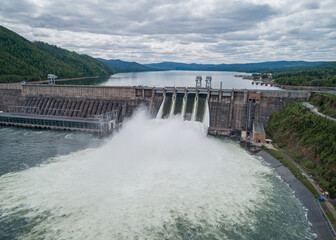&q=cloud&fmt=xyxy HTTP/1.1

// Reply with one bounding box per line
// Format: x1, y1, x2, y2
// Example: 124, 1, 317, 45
0, 0, 335, 63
